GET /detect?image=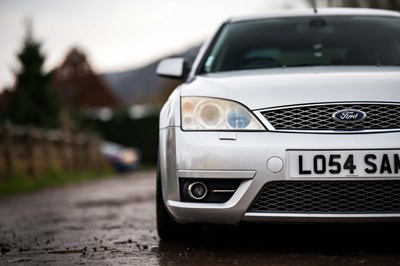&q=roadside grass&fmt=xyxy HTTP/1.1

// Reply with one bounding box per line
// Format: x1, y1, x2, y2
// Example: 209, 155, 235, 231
0, 166, 114, 198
